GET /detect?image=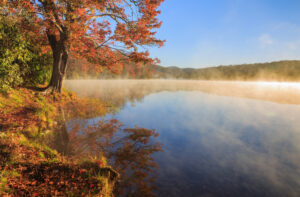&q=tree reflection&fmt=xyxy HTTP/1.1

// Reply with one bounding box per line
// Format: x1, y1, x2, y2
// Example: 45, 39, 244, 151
50, 118, 162, 197
110, 127, 162, 197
